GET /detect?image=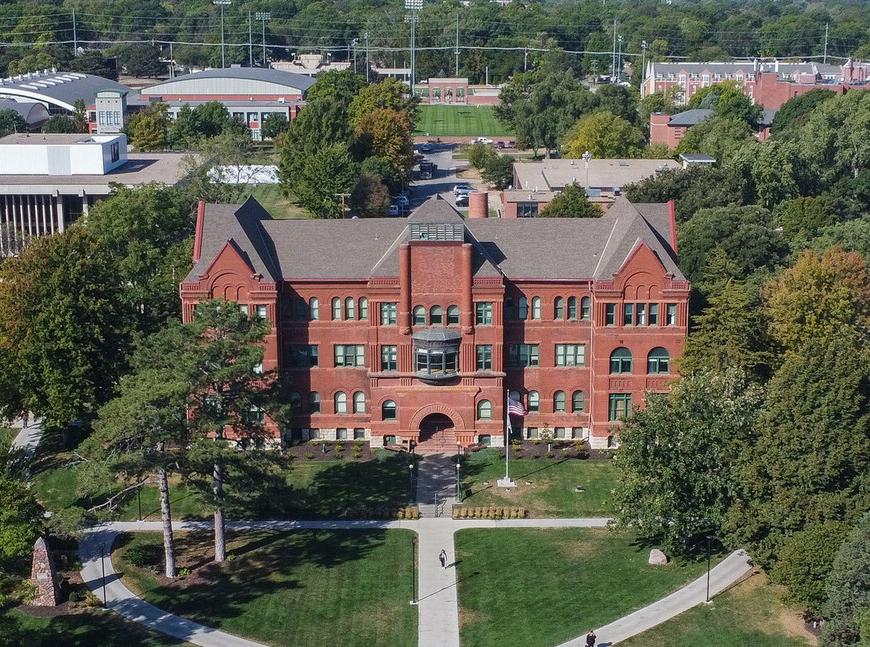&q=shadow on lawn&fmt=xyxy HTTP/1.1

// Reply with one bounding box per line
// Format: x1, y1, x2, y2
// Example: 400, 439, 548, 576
117, 528, 393, 633
459, 452, 571, 497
